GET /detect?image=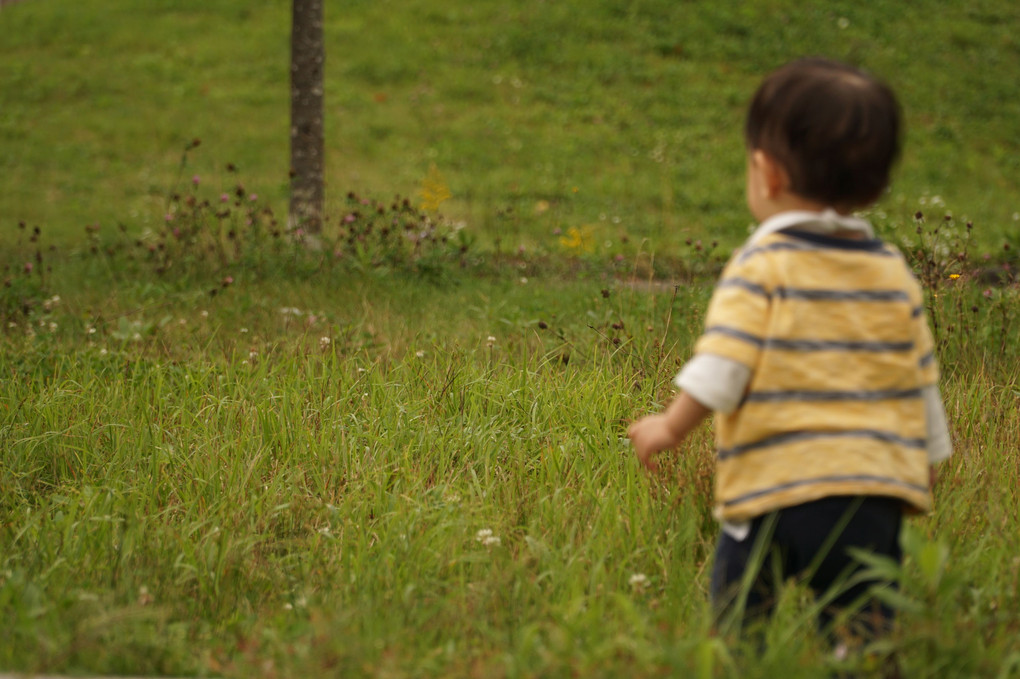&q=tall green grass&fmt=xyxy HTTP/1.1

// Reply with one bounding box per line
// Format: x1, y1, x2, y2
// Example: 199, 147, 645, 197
1, 262, 1018, 676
